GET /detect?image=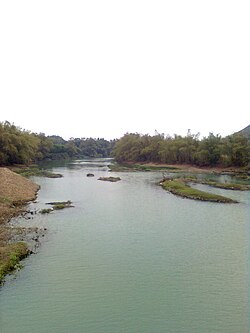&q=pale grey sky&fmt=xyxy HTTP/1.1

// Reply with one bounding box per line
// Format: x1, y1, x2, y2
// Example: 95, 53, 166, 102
0, 1, 249, 140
